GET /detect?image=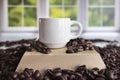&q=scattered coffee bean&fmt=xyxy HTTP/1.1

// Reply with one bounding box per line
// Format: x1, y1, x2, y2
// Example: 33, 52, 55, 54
66, 38, 94, 53
31, 41, 51, 54
19, 73, 26, 79
95, 77, 105, 80
33, 70, 41, 78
